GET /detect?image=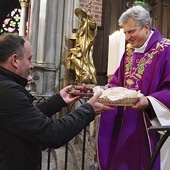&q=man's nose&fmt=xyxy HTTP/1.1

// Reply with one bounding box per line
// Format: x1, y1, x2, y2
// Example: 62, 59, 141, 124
30, 62, 34, 69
